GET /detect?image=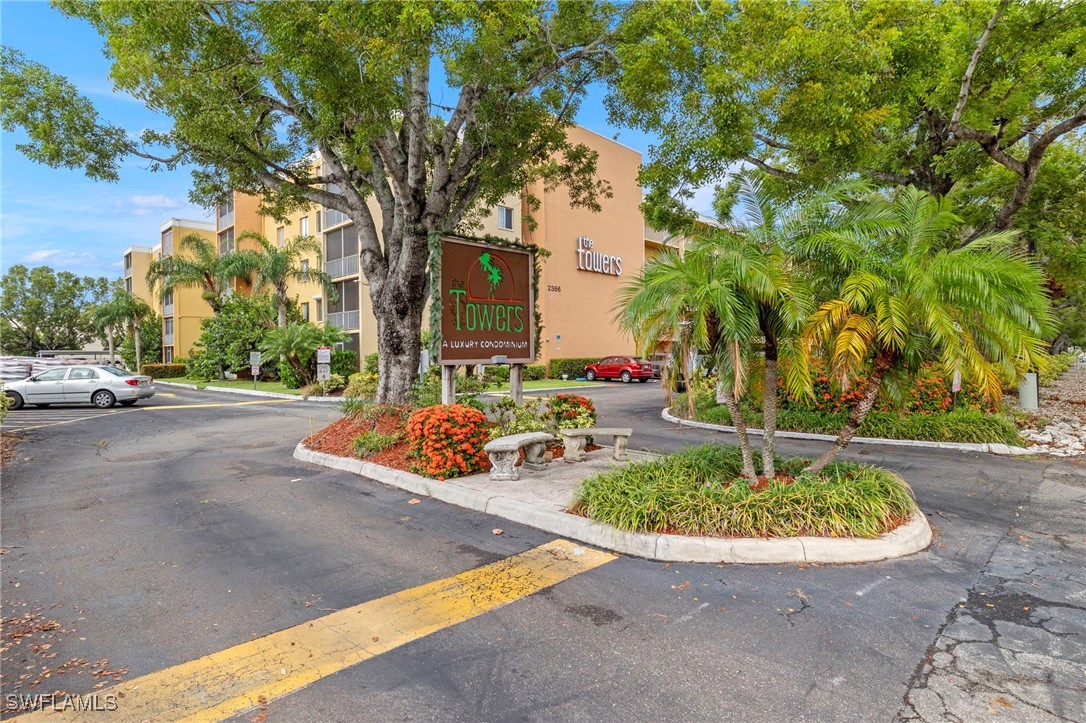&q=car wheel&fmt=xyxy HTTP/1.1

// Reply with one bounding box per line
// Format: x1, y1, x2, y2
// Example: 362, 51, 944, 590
34, 403, 51, 408
585, 369, 596, 381
621, 370, 632, 384
119, 399, 137, 407
92, 390, 116, 409
6, 391, 23, 410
